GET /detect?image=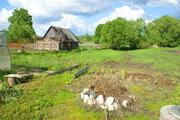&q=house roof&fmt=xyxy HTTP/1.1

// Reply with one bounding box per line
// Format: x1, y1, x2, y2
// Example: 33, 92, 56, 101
43, 26, 79, 42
